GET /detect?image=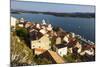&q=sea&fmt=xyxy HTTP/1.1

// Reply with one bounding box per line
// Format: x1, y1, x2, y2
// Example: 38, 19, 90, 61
11, 13, 95, 43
